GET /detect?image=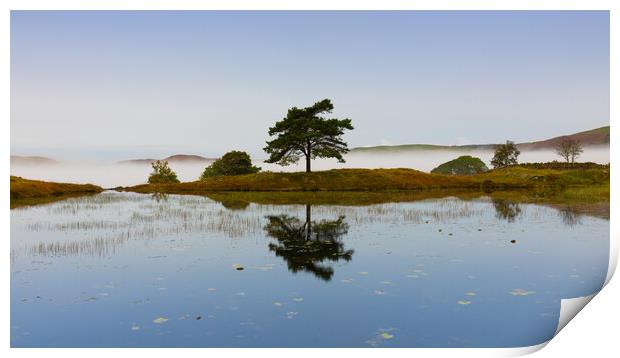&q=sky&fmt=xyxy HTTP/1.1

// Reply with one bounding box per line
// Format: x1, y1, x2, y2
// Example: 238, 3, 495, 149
11, 11, 609, 161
